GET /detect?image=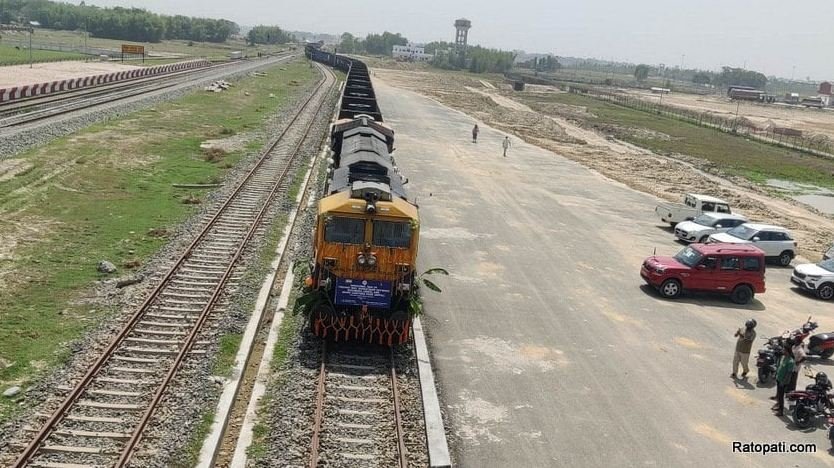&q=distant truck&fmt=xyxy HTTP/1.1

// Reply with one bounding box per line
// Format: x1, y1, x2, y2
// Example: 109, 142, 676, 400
229, 51, 243, 60
728, 86, 774, 103
801, 97, 824, 109
655, 193, 732, 227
